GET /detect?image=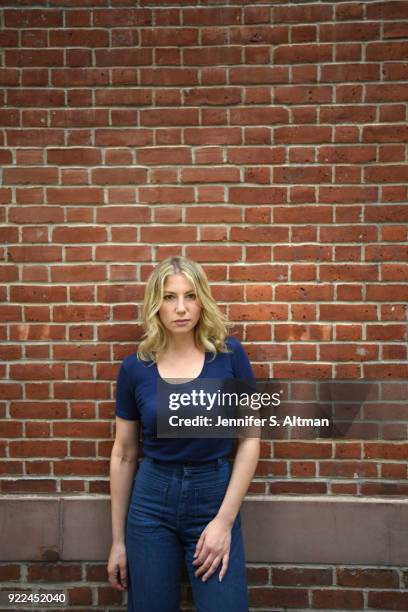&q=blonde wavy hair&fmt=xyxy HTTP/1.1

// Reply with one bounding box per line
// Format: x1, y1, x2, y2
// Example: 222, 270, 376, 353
137, 256, 231, 362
